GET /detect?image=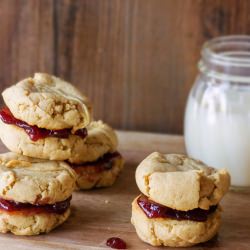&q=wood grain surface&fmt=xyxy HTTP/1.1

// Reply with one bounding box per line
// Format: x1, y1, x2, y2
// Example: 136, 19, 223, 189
0, 0, 250, 134
0, 131, 249, 250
